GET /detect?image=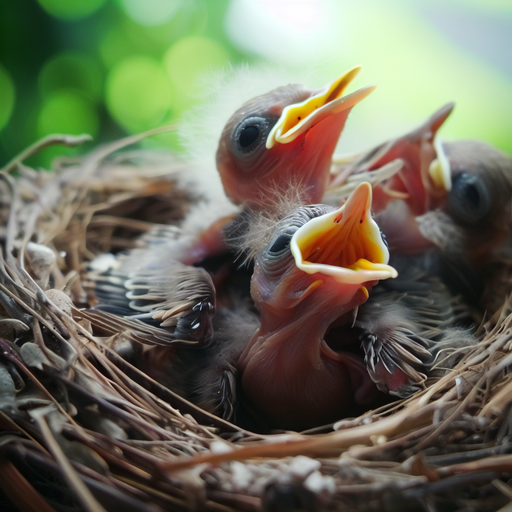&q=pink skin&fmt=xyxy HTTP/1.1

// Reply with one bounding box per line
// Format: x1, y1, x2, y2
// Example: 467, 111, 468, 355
333, 103, 454, 216
329, 104, 454, 256
217, 92, 358, 208
237, 266, 379, 430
